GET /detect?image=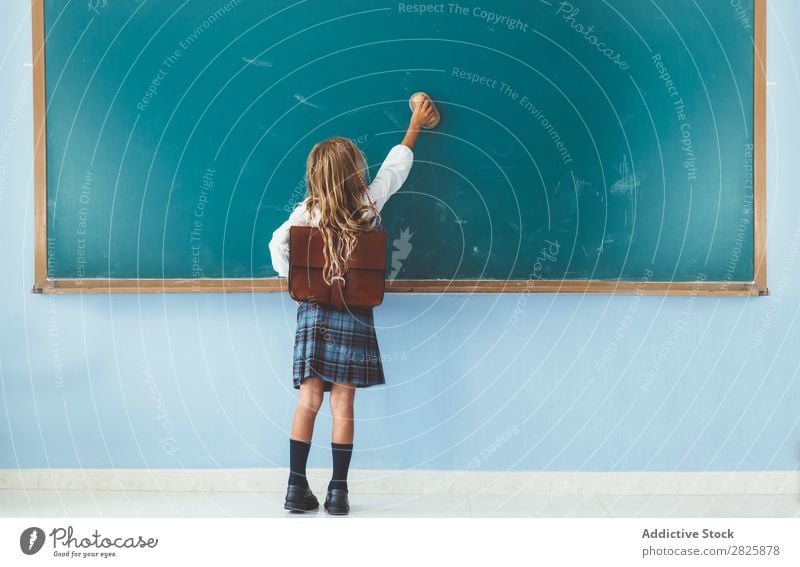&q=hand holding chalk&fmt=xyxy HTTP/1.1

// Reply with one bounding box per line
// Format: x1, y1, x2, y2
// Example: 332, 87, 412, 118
409, 92, 440, 129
